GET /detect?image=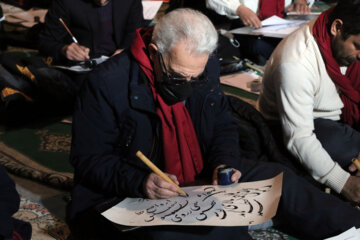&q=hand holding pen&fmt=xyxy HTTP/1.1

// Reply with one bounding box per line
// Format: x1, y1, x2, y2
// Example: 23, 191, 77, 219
59, 18, 90, 61
350, 153, 360, 176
